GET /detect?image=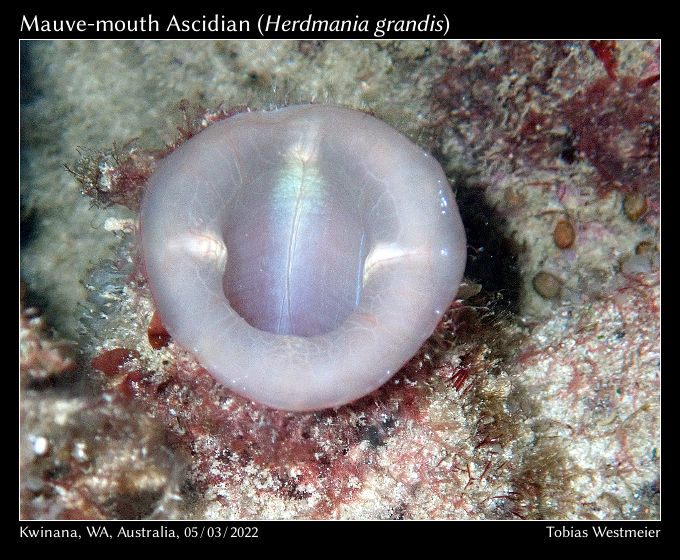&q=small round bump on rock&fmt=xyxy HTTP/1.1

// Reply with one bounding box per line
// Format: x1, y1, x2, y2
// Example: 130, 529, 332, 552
532, 271, 563, 299
635, 240, 657, 256
623, 192, 648, 221
553, 219, 575, 249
